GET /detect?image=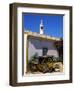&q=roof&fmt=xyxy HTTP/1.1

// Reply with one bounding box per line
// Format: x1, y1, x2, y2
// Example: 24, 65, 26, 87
24, 31, 61, 41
